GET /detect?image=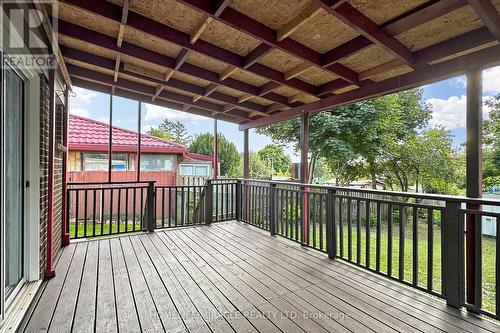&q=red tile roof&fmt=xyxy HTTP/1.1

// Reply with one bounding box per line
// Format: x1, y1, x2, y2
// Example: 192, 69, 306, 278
68, 115, 188, 154
185, 152, 213, 161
